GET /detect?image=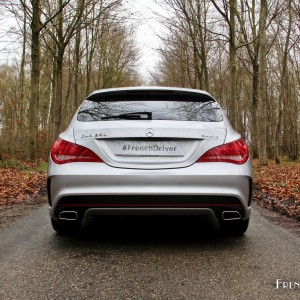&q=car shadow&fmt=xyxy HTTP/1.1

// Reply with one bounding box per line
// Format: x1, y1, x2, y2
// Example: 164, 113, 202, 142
52, 215, 250, 249
82, 215, 219, 241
